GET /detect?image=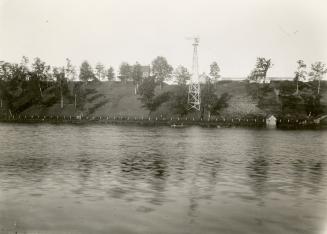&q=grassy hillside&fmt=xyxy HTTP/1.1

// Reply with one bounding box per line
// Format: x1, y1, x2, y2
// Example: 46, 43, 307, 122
215, 81, 265, 116
1, 80, 327, 118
